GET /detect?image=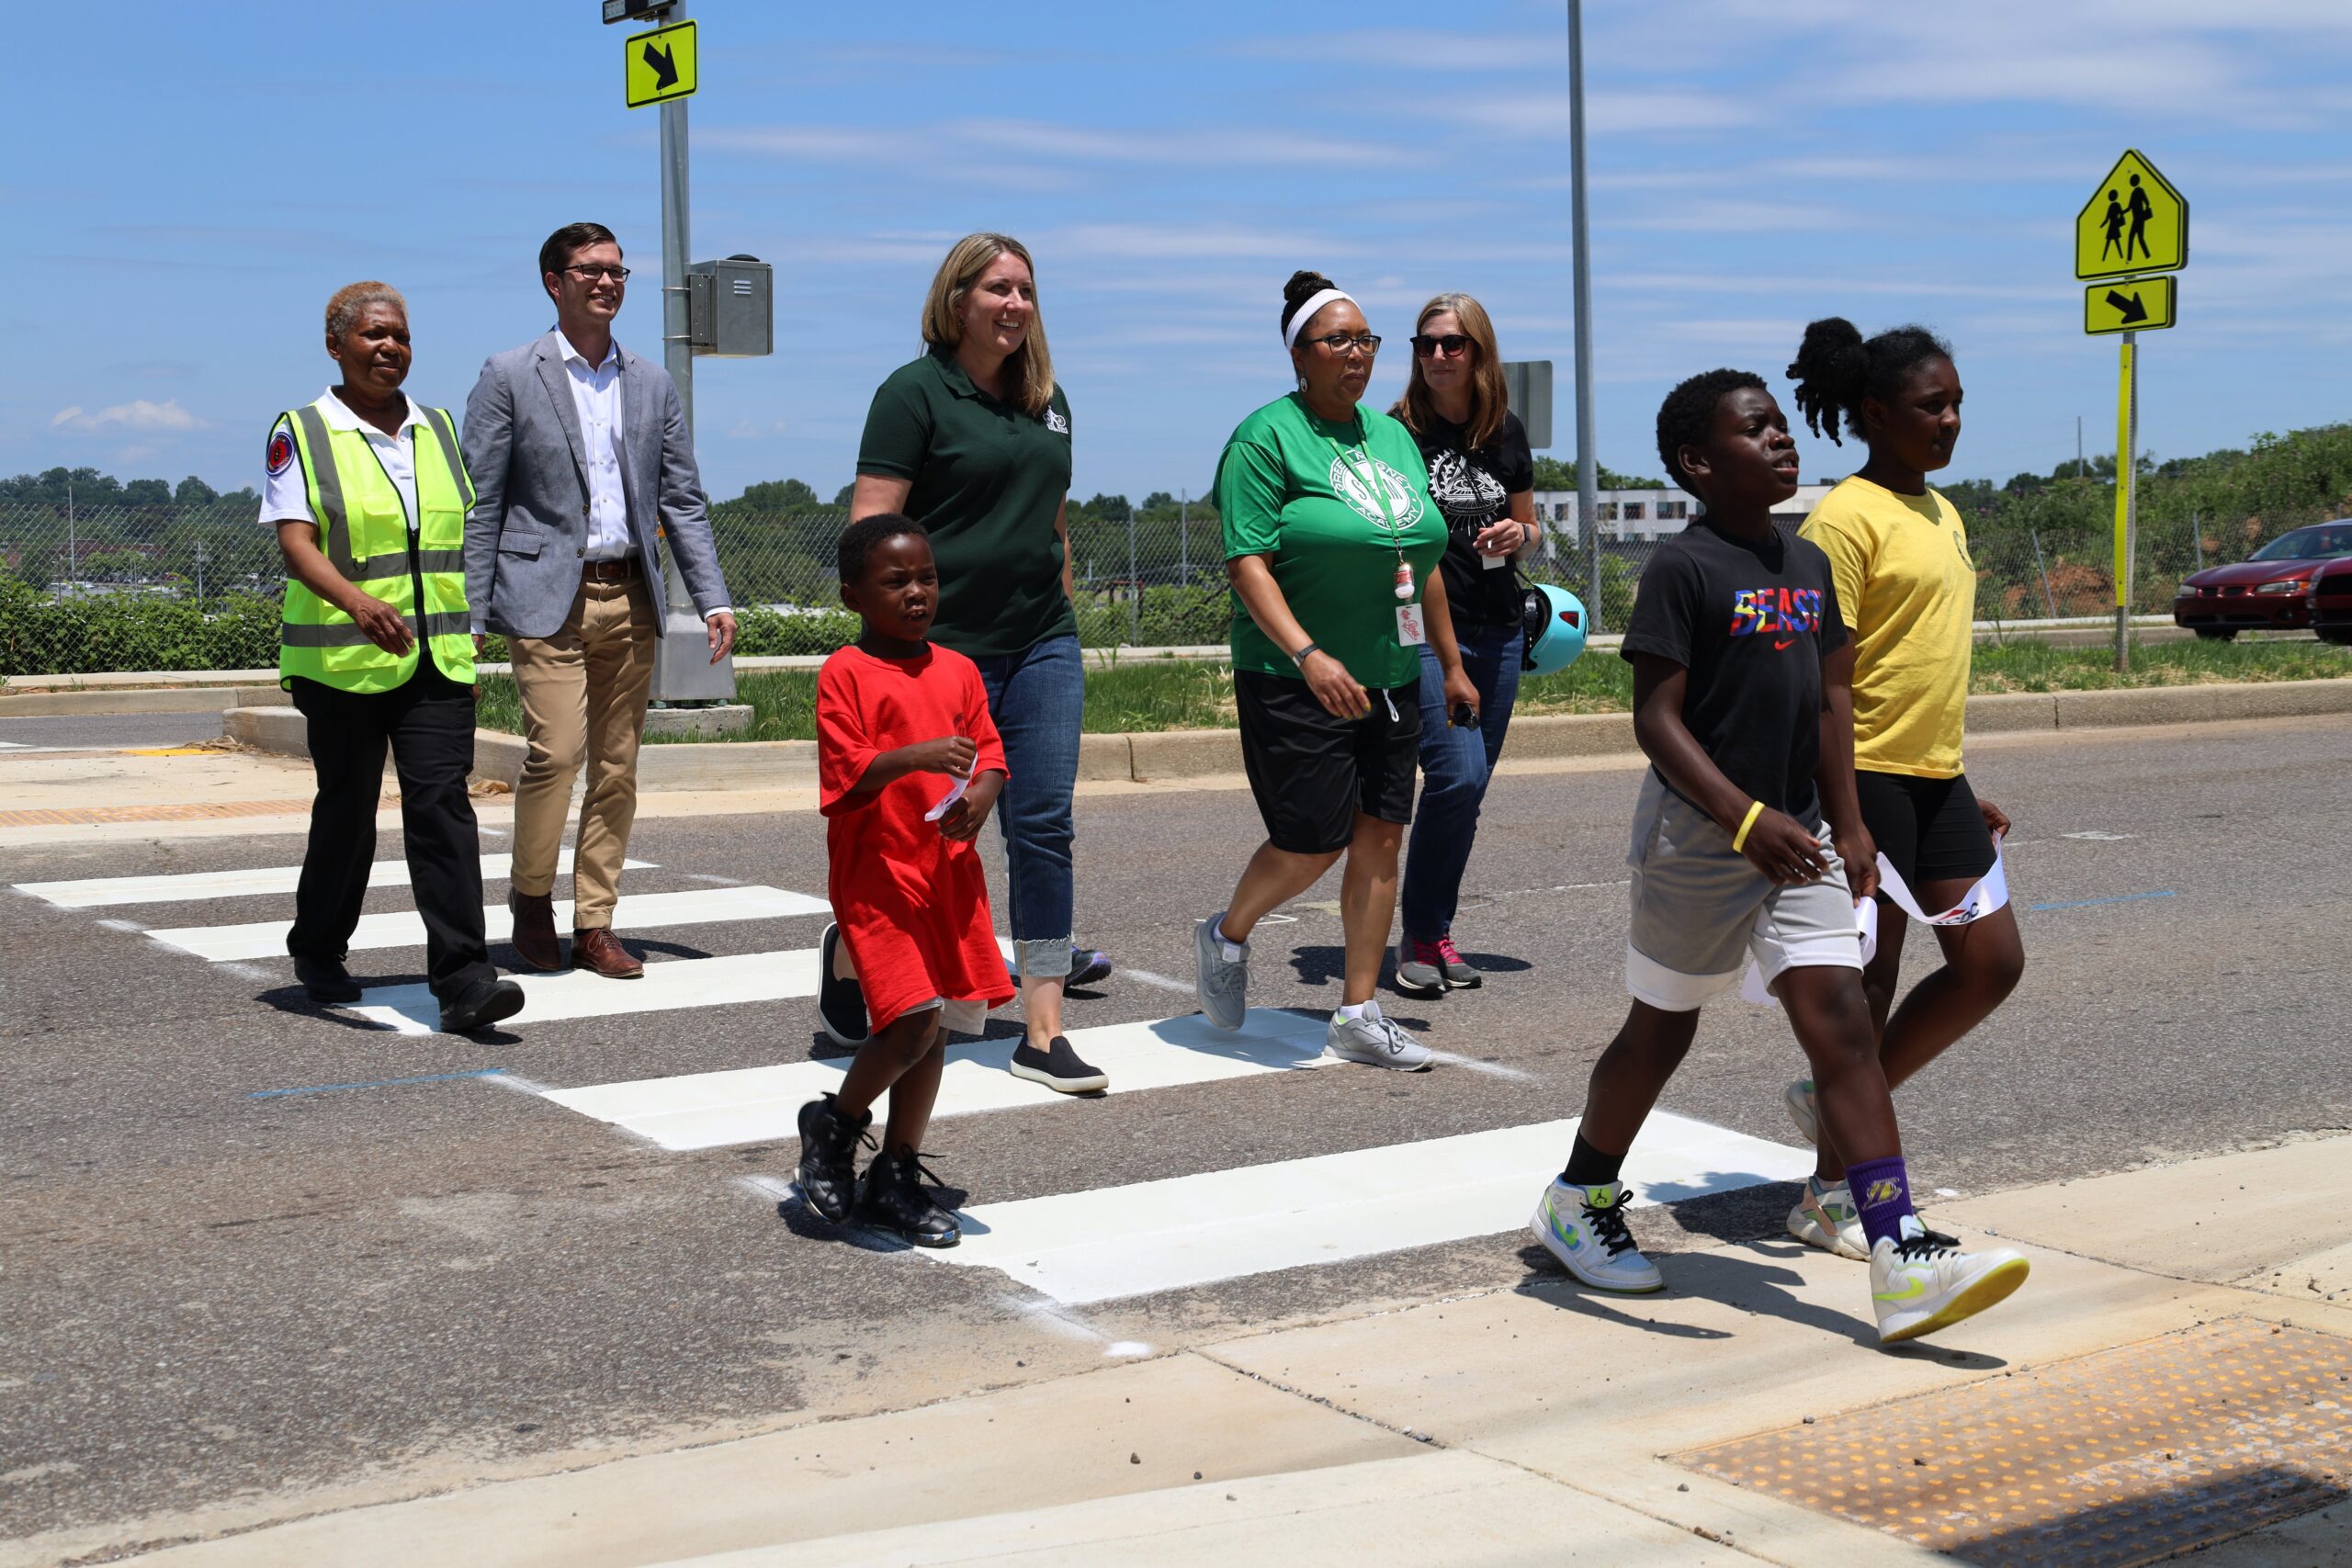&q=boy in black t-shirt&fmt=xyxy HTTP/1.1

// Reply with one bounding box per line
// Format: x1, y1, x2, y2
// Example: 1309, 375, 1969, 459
1525, 369, 2029, 1346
